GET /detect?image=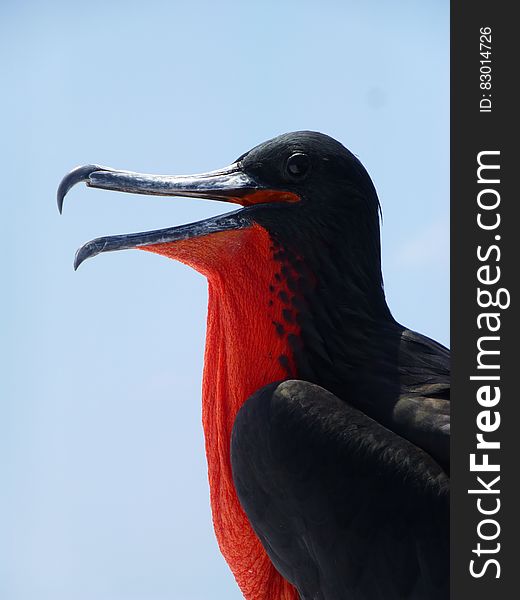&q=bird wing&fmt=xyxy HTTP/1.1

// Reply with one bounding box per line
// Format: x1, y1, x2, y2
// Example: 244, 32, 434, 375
231, 380, 449, 600
394, 329, 450, 471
